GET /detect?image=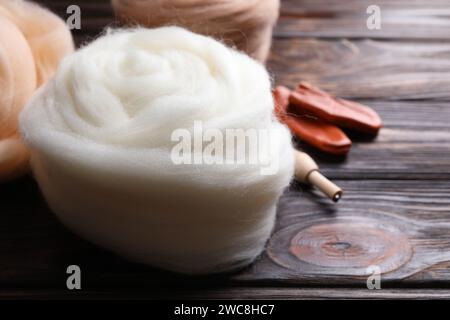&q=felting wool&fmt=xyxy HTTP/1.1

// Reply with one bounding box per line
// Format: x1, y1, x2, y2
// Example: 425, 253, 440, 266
111, 0, 280, 63
0, 0, 73, 181
20, 27, 294, 274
